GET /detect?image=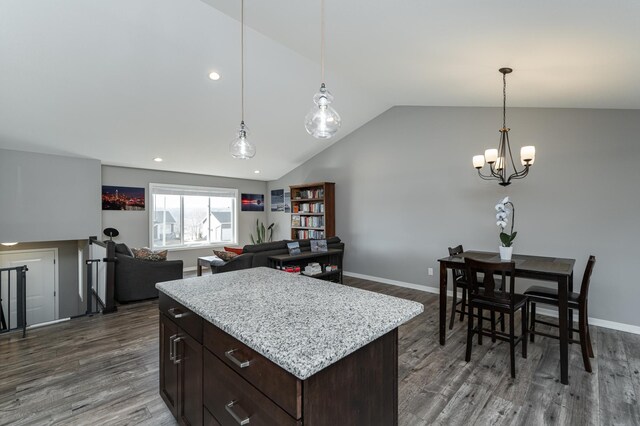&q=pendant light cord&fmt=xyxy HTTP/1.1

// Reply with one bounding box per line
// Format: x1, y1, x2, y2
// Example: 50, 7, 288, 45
321, 0, 325, 84
241, 0, 245, 123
